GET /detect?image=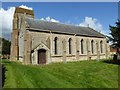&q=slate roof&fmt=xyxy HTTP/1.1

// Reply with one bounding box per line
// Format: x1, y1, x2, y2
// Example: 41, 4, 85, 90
26, 18, 105, 38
